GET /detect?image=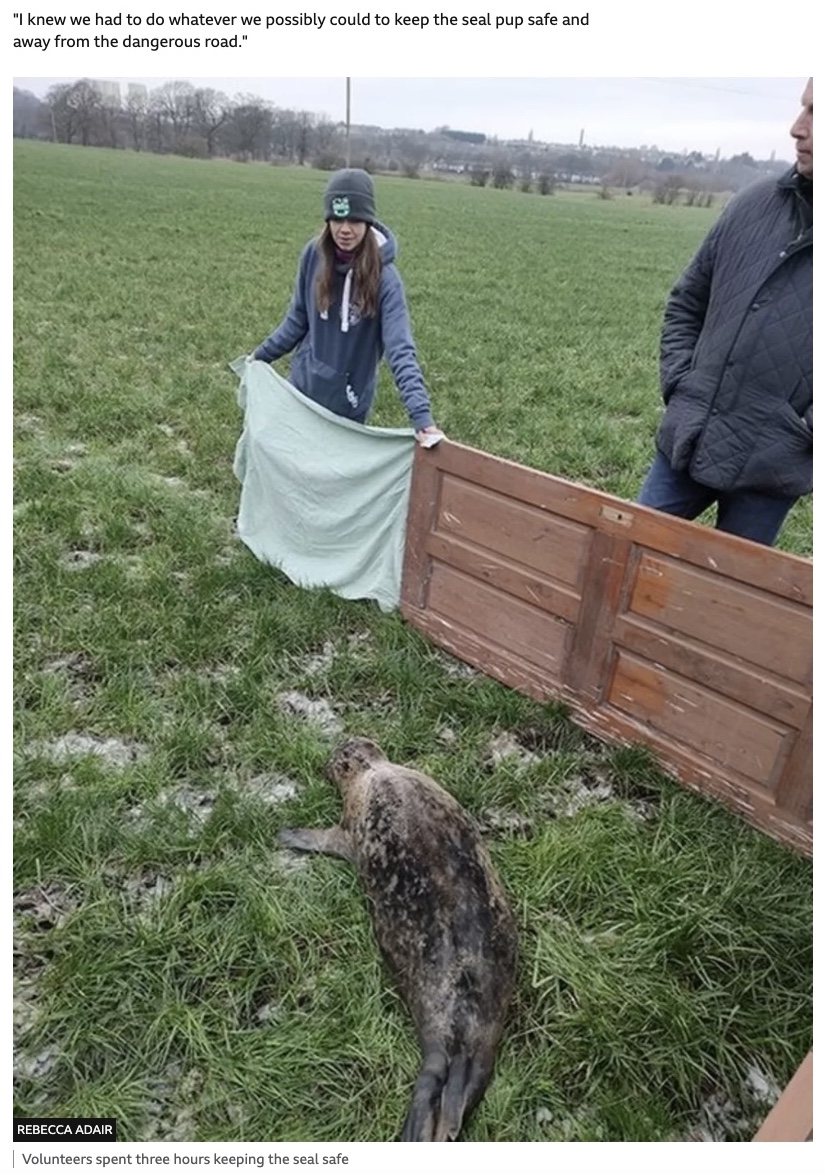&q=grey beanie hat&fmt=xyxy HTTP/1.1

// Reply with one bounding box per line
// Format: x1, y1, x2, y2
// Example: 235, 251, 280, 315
323, 168, 376, 224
